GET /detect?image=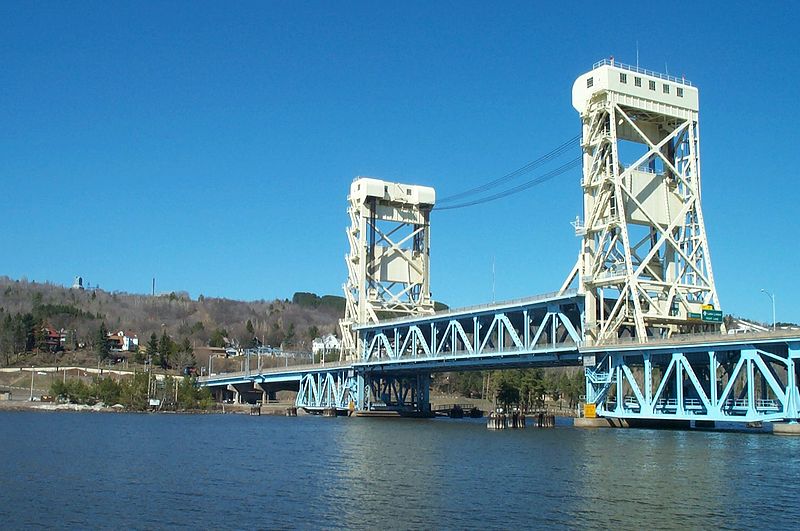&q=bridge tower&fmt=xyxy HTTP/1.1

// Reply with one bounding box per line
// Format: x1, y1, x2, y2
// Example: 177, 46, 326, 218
563, 59, 722, 344
339, 177, 436, 360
